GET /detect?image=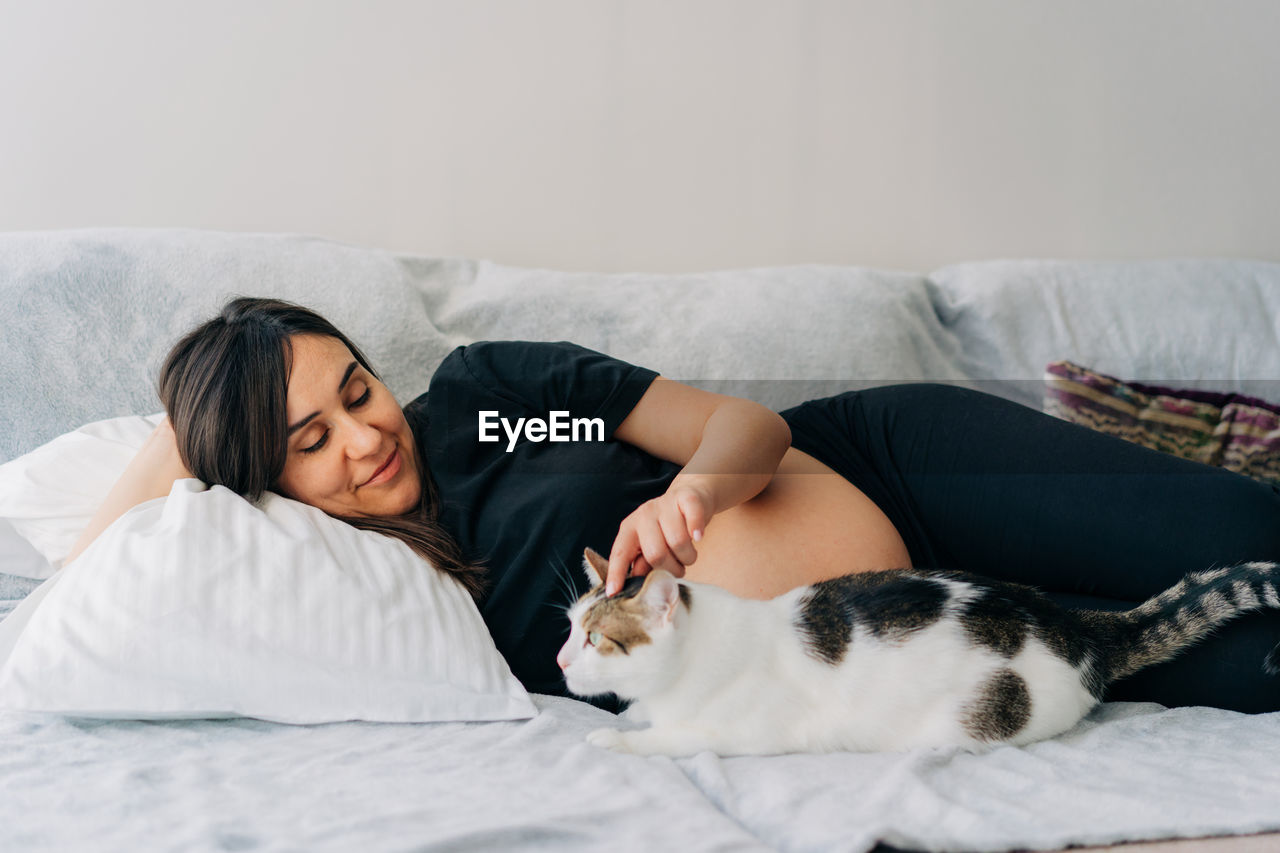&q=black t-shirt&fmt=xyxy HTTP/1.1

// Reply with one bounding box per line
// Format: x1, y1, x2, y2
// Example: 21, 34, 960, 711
403, 341, 678, 704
